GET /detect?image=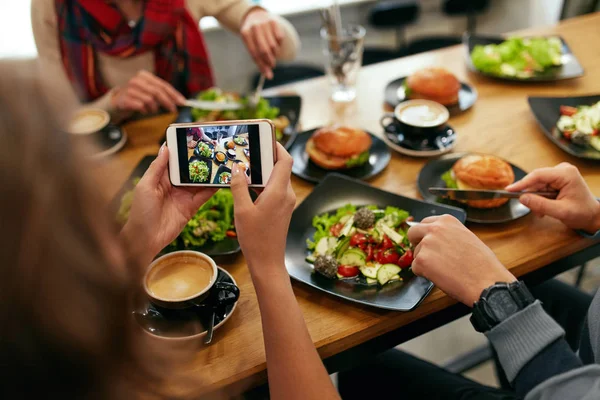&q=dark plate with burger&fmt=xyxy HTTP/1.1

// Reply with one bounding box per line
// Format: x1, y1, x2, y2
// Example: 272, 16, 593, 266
417, 153, 530, 224
289, 126, 391, 184
384, 67, 477, 113
285, 173, 466, 311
